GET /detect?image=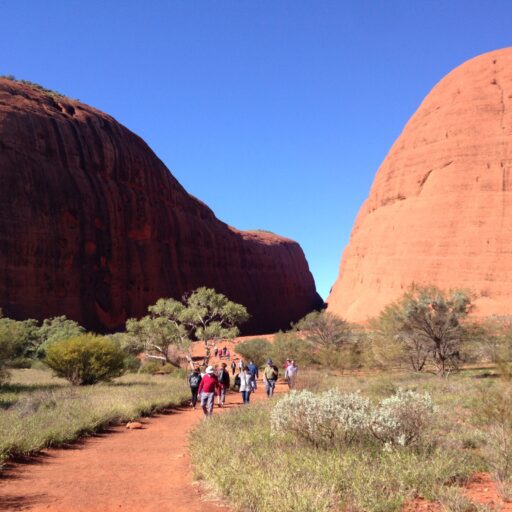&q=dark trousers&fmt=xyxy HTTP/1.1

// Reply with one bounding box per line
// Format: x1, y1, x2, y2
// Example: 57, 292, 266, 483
241, 390, 251, 404
191, 386, 199, 407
